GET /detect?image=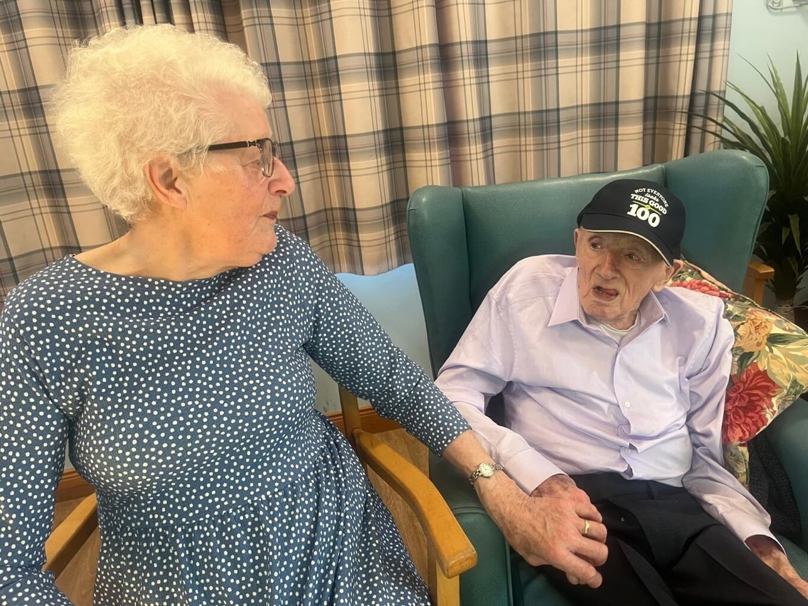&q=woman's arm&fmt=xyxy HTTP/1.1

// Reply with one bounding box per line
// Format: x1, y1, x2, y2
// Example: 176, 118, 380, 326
0, 309, 73, 604
441, 430, 608, 589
